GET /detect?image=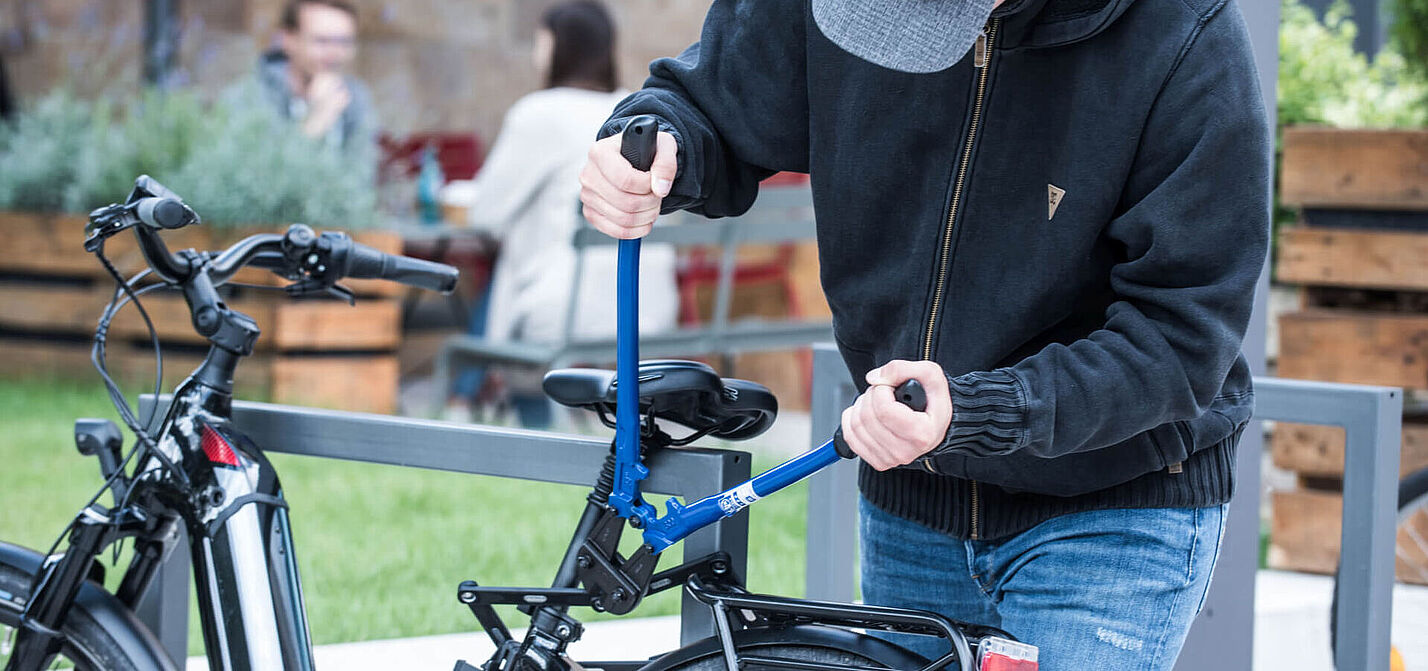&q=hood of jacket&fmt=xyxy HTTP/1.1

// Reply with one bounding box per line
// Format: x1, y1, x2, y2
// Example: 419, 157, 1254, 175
995, 0, 1139, 49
